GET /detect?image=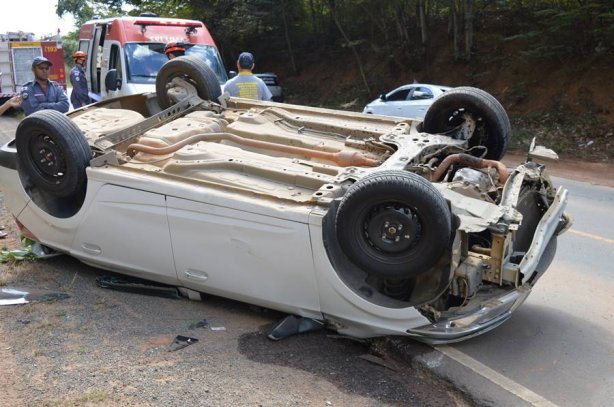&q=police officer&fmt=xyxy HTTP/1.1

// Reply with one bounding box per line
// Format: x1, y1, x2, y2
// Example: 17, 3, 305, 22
21, 56, 69, 116
164, 42, 186, 60
70, 51, 90, 109
223, 52, 272, 101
